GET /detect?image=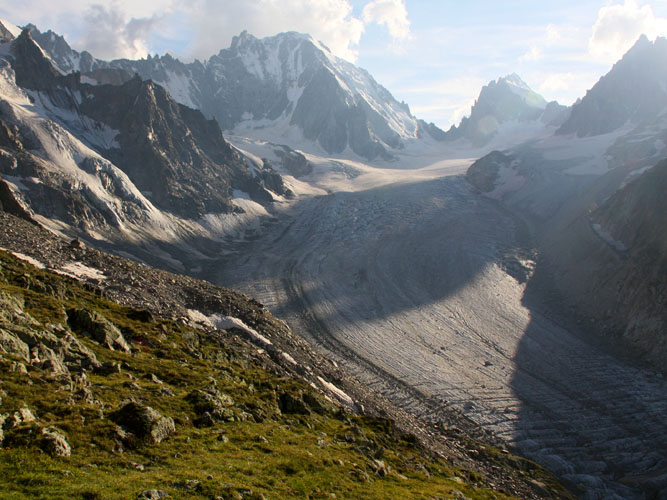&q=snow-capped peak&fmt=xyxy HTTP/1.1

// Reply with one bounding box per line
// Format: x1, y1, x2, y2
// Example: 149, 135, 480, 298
0, 17, 22, 40
499, 73, 547, 109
